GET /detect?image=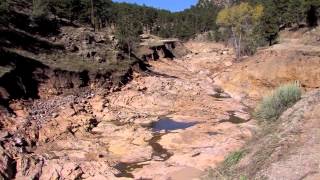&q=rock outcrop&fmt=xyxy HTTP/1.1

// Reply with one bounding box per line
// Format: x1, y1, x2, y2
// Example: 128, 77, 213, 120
137, 34, 190, 61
